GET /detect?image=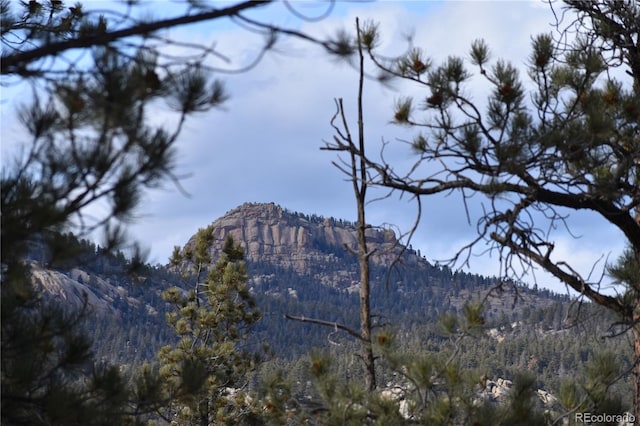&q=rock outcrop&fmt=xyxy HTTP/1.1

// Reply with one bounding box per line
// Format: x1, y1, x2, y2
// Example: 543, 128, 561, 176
30, 263, 158, 318
180, 202, 423, 289
31, 265, 113, 315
